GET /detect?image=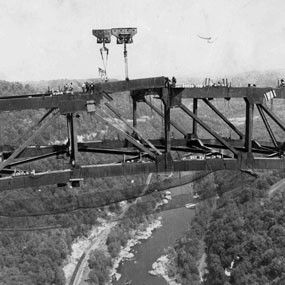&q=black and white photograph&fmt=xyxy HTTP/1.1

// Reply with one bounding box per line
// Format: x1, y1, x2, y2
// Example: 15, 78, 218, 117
0, 1, 285, 284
